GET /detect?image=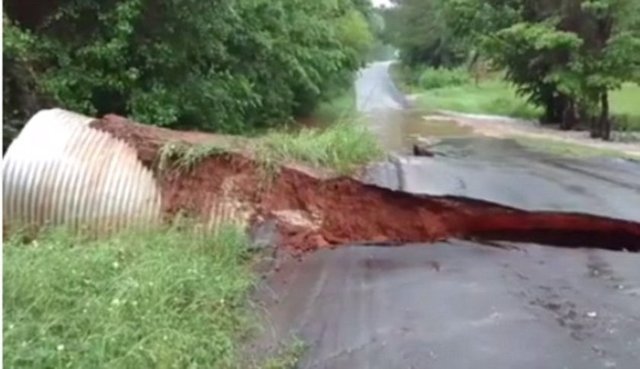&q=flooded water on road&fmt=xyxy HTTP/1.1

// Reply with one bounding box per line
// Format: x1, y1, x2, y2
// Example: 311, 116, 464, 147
366, 109, 473, 152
